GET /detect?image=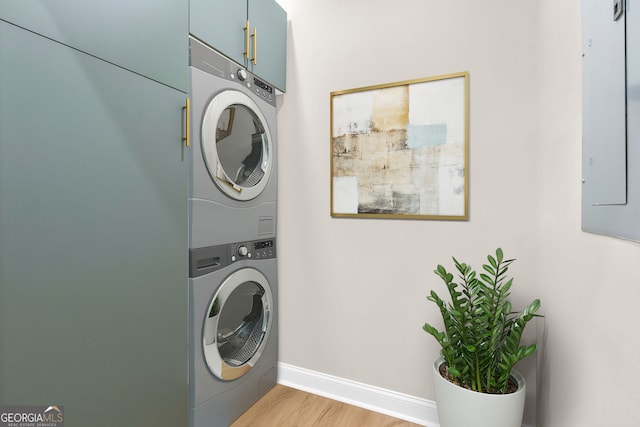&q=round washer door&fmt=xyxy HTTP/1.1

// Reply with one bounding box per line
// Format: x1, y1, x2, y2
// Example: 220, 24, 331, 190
203, 268, 273, 381
201, 90, 273, 201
